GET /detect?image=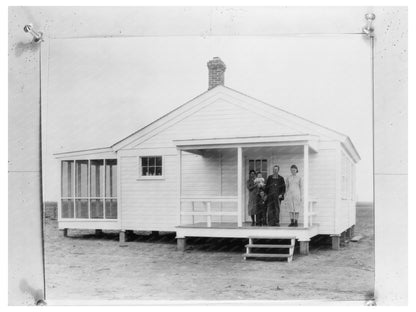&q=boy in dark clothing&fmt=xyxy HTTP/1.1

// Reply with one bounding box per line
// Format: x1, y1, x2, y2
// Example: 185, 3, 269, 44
256, 188, 267, 226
